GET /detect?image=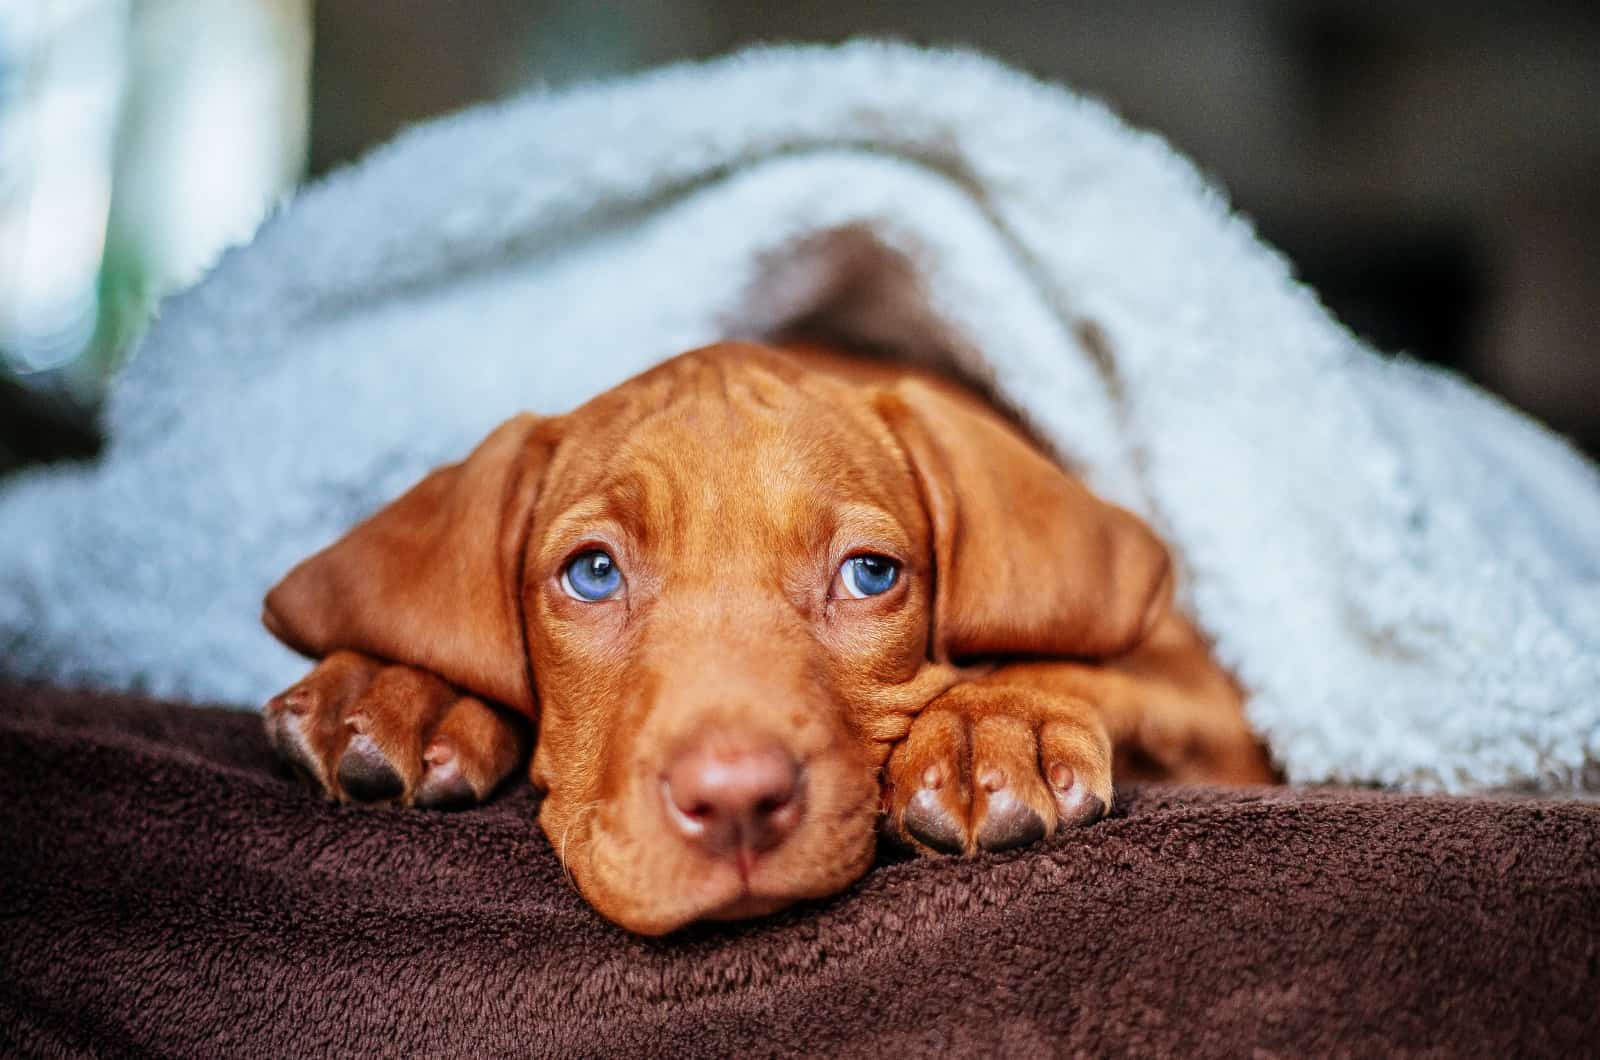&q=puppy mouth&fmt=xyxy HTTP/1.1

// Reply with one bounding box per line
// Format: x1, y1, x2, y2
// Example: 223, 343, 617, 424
671, 842, 810, 916
653, 846, 849, 929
